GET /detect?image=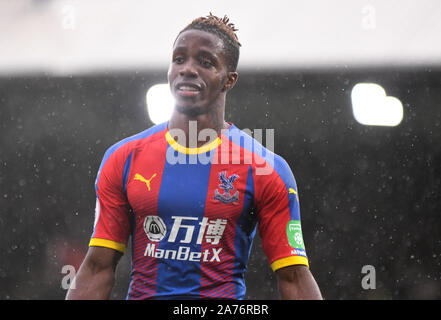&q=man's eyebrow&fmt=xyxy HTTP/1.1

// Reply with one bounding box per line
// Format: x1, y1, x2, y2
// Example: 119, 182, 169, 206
172, 46, 187, 54
172, 46, 219, 59
198, 49, 218, 59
